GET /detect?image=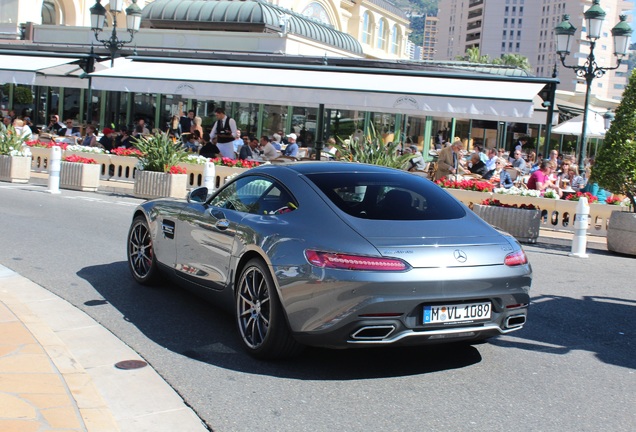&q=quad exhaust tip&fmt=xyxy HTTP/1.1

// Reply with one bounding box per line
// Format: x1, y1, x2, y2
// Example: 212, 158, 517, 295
351, 325, 396, 340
